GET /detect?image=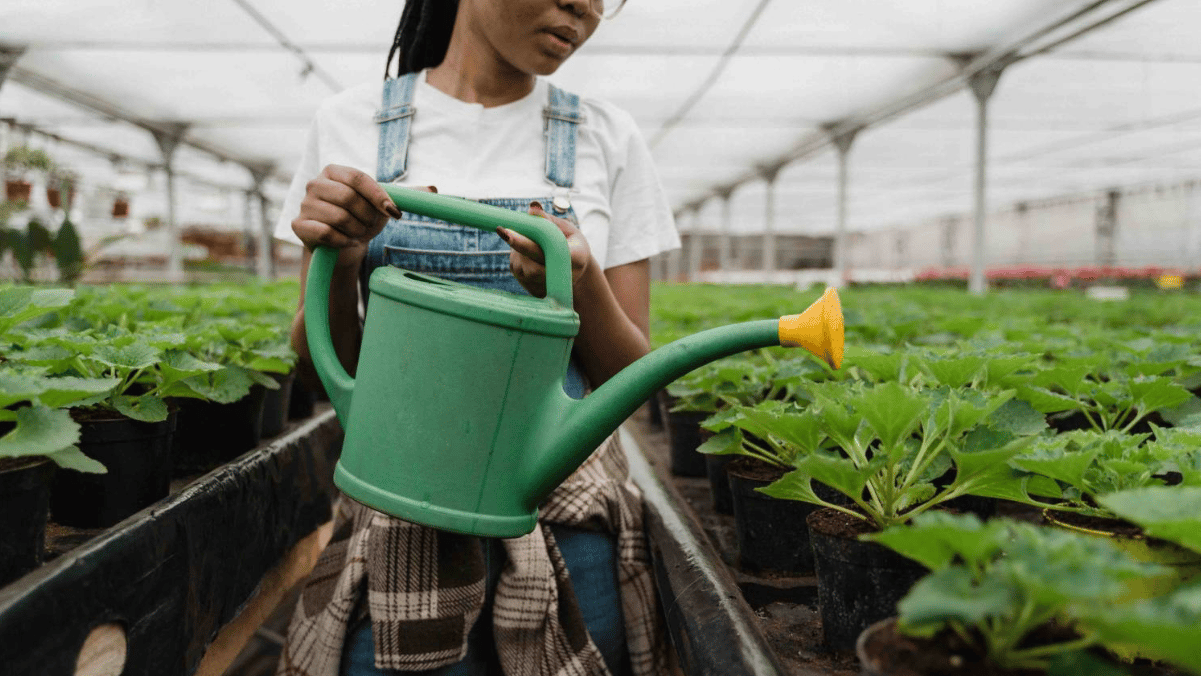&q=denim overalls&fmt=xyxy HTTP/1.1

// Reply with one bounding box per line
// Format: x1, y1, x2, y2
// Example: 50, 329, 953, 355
361, 72, 589, 399
340, 73, 629, 676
